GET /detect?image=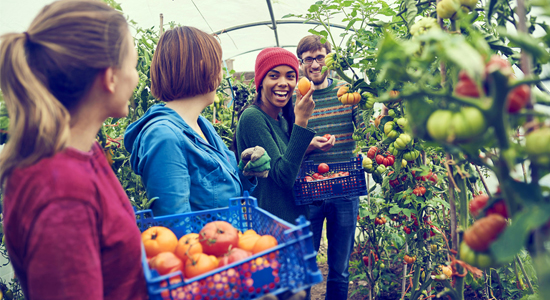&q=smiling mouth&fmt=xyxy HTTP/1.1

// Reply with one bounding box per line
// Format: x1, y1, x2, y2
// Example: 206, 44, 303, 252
273, 91, 289, 100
